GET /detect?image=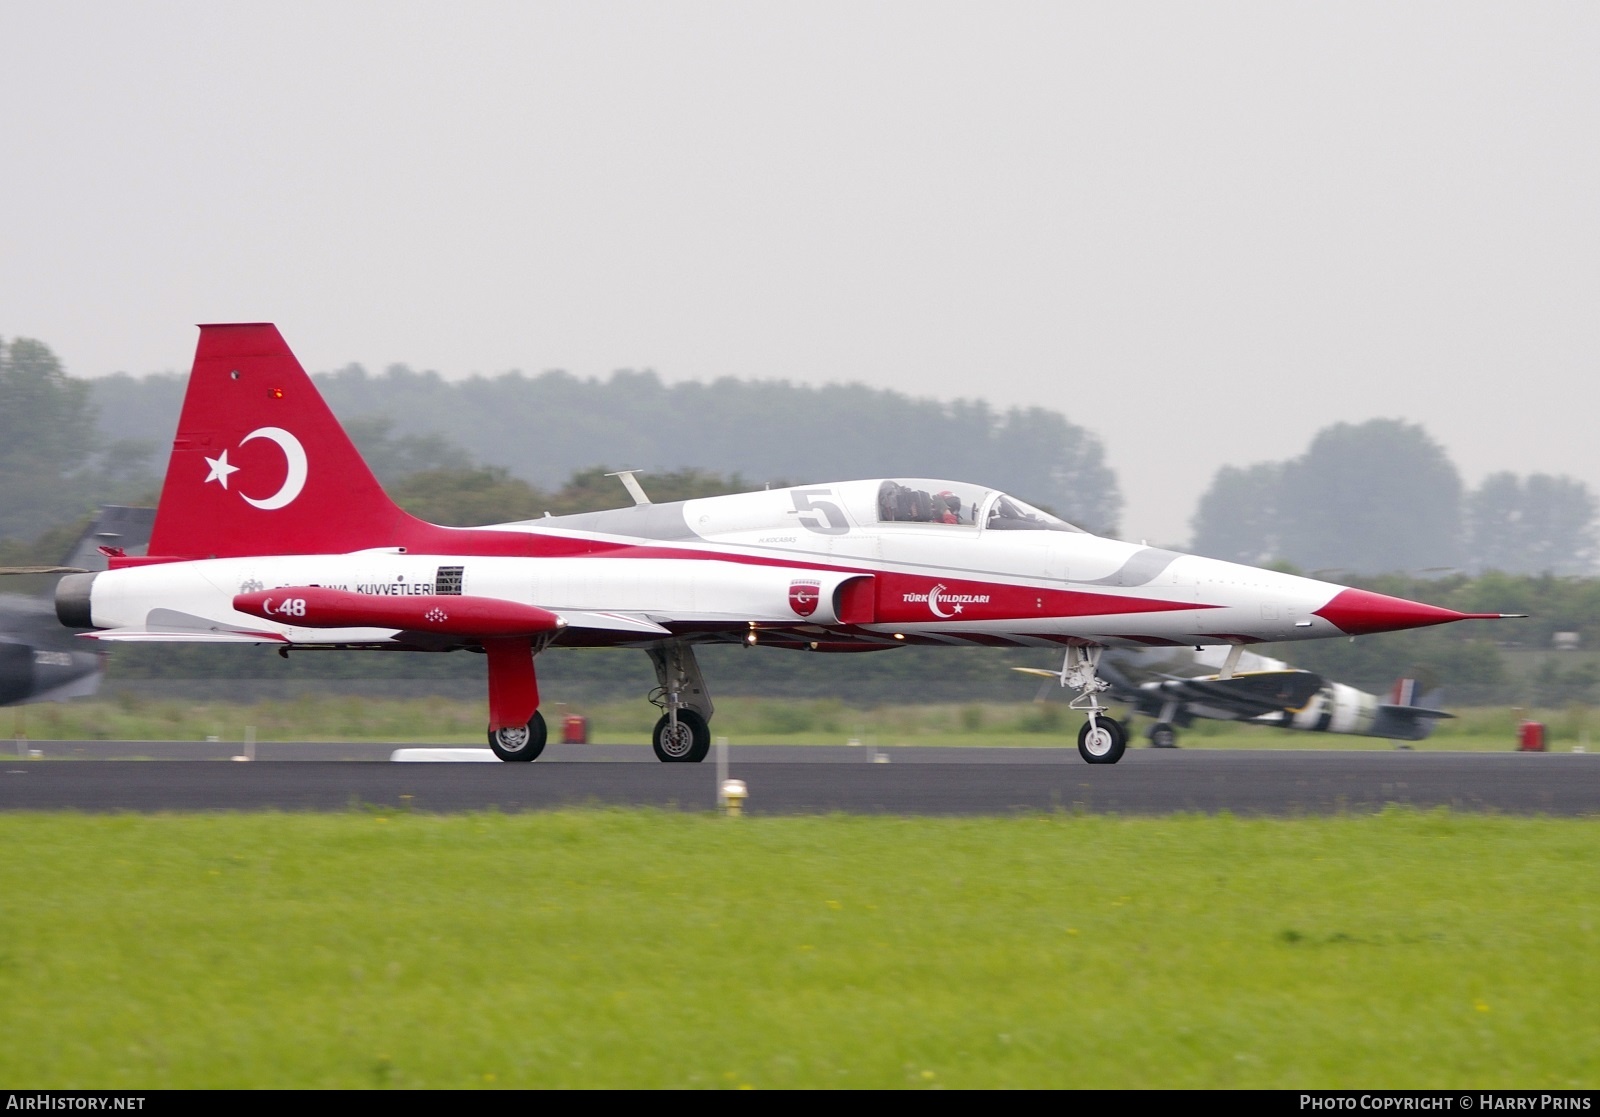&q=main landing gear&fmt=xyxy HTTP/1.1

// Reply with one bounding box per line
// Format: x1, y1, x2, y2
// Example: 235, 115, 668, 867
1057, 646, 1127, 765
479, 635, 718, 764
1147, 722, 1180, 749
489, 711, 548, 761
476, 630, 723, 761
484, 634, 554, 763
652, 708, 710, 762
647, 642, 715, 763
